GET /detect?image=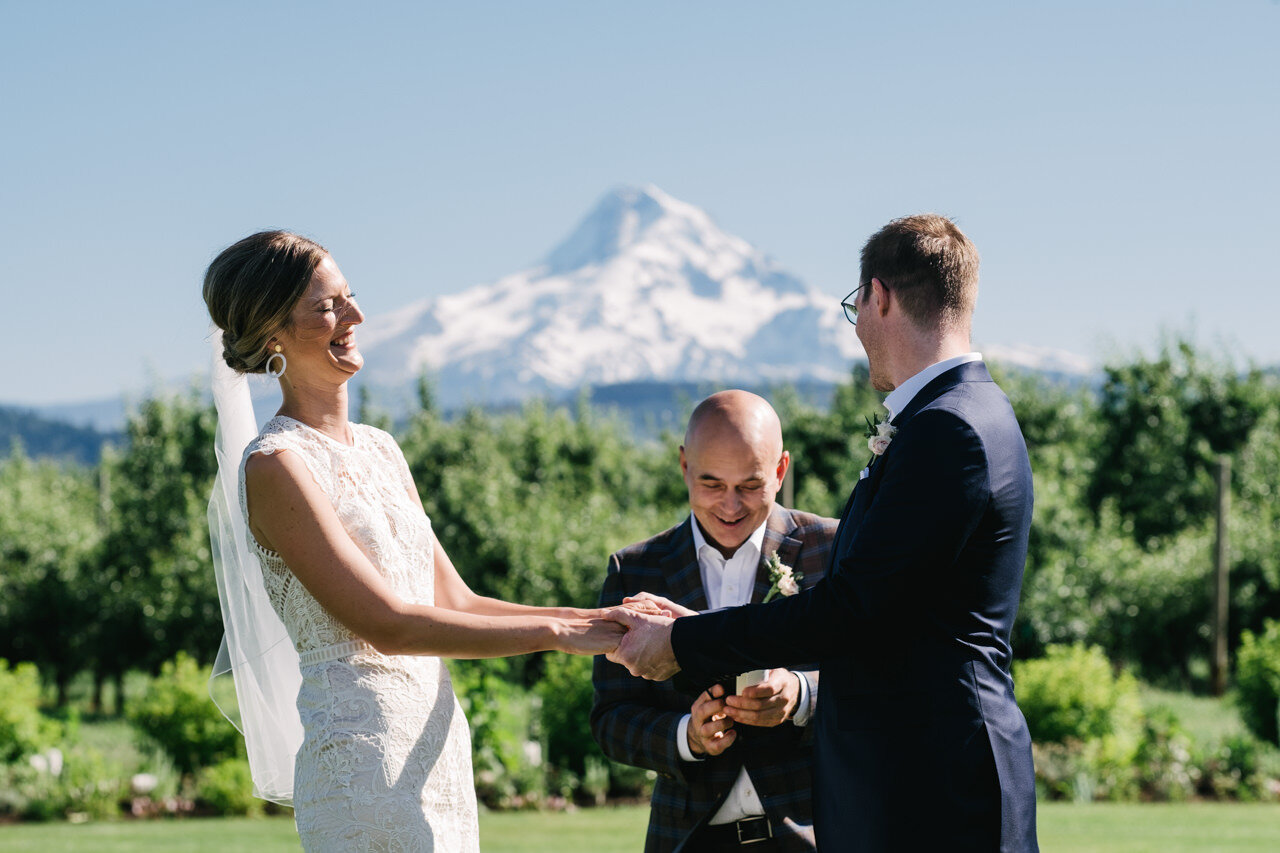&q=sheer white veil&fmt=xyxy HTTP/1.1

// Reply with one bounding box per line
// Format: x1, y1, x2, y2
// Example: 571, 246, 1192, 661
207, 328, 304, 805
